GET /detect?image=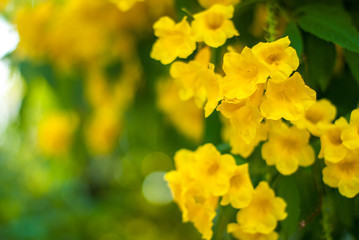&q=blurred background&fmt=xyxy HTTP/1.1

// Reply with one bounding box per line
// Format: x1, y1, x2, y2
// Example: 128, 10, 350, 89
1, 0, 359, 239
